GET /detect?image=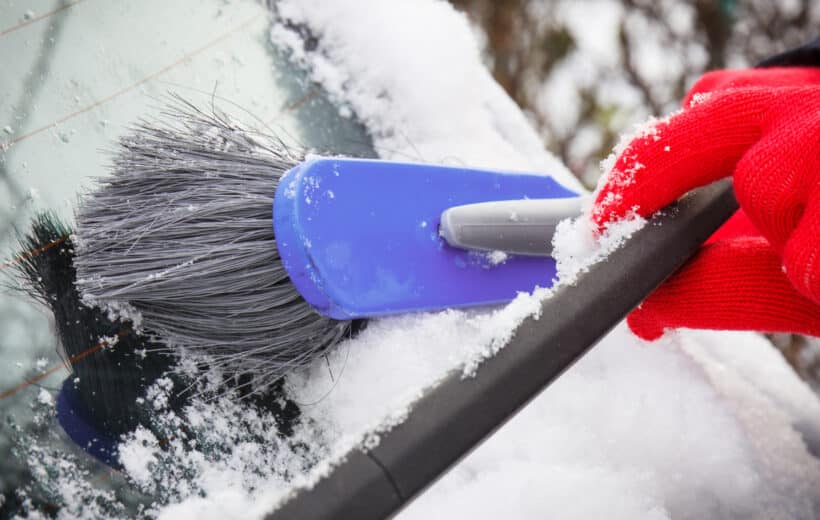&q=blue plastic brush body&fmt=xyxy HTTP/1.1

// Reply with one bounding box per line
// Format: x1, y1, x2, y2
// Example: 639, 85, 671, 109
56, 379, 120, 467
273, 158, 579, 319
